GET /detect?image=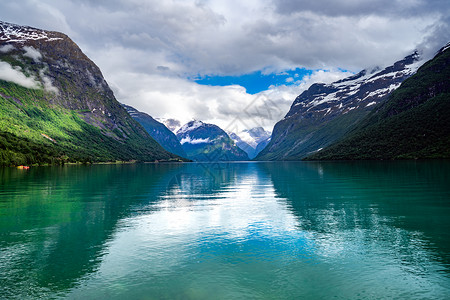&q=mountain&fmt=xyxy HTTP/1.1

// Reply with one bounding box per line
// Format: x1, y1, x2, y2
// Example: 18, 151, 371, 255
122, 104, 187, 158
0, 21, 181, 165
176, 120, 249, 161
255, 136, 271, 155
255, 51, 422, 161
227, 132, 254, 158
228, 127, 271, 159
307, 43, 450, 160
157, 118, 182, 133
